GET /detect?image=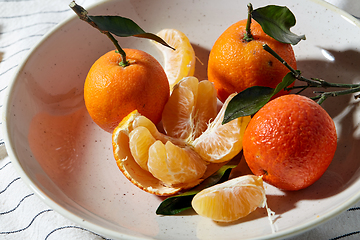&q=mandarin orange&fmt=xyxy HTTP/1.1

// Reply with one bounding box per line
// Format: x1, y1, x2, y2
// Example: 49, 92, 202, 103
243, 94, 337, 191
208, 19, 296, 102
84, 49, 169, 133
